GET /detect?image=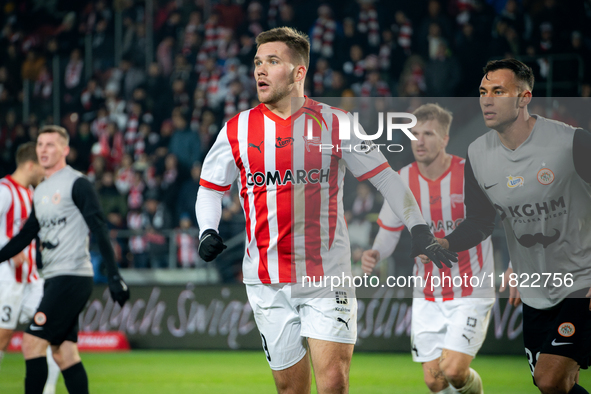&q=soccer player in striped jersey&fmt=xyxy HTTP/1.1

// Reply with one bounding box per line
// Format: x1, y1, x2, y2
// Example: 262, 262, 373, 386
362, 104, 495, 394
196, 27, 456, 393
0, 142, 59, 394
